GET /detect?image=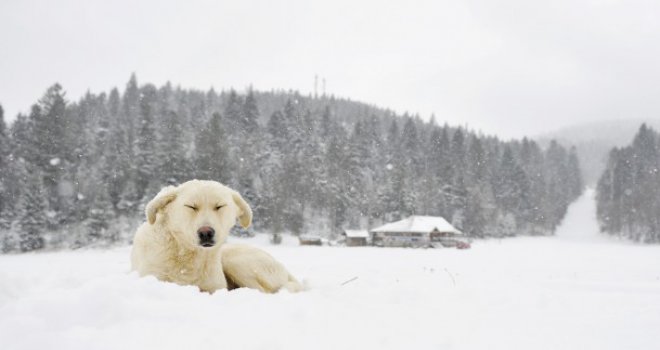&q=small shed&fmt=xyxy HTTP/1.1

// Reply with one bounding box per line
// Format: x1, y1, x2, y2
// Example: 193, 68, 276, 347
370, 215, 463, 248
342, 230, 370, 246
299, 234, 323, 246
